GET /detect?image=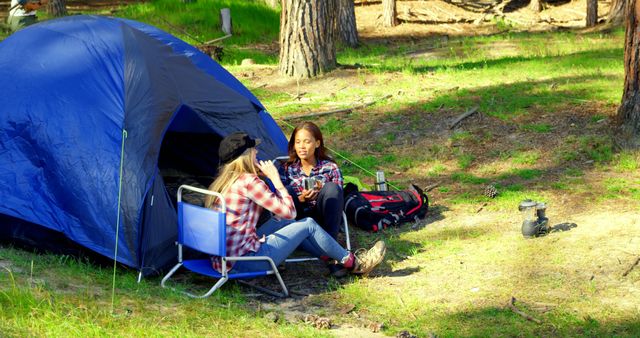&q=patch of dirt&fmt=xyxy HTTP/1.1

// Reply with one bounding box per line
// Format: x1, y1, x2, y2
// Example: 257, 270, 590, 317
355, 0, 613, 42
232, 2, 636, 333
